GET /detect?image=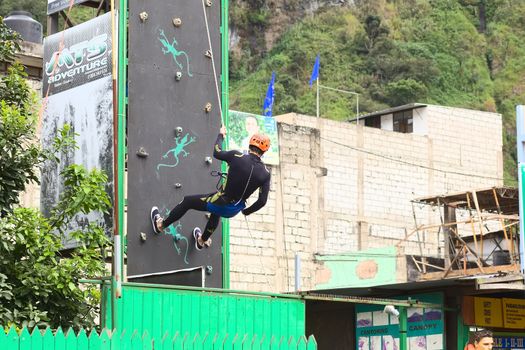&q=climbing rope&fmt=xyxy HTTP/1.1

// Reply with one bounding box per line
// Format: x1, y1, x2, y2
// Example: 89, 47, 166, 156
201, 0, 224, 126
